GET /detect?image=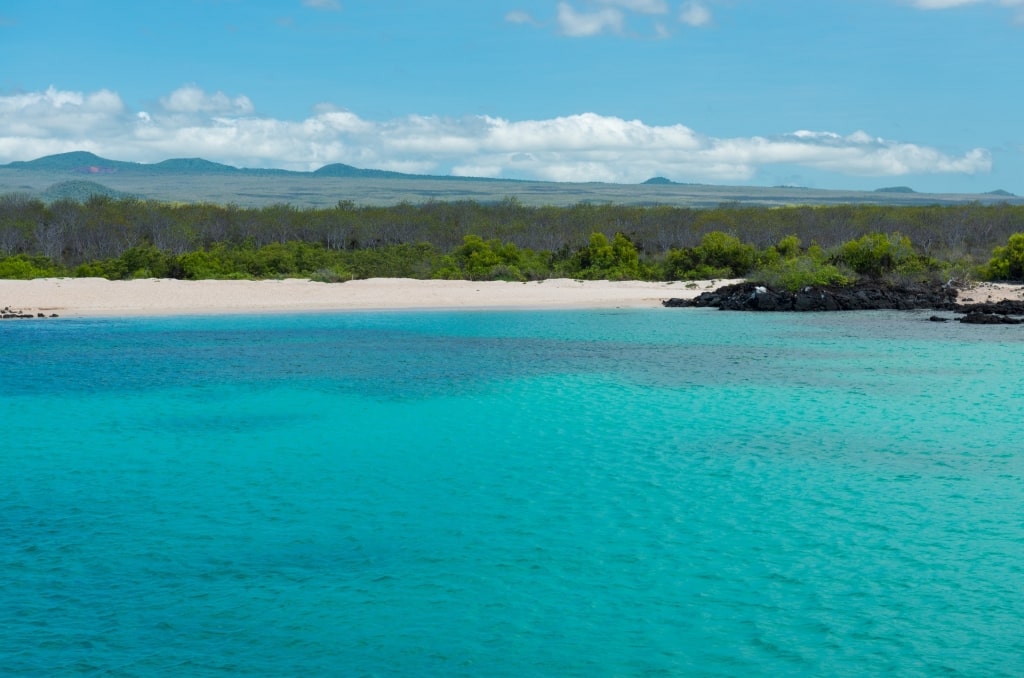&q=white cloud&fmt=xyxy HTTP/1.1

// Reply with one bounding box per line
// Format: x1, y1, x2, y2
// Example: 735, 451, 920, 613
535, 0, 1024, 39
0, 86, 126, 140
159, 85, 254, 115
543, 0, 704, 36
556, 2, 625, 36
679, 1, 712, 26
0, 86, 993, 184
